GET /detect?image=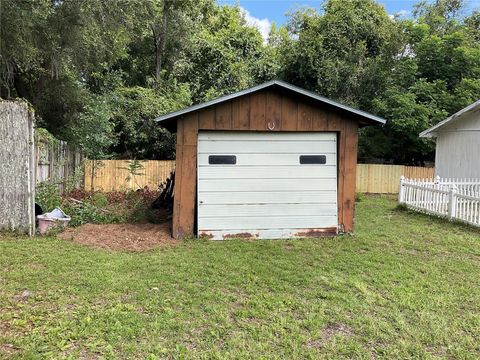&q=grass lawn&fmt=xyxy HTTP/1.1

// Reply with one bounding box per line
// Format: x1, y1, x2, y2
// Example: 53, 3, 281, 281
1, 196, 479, 359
